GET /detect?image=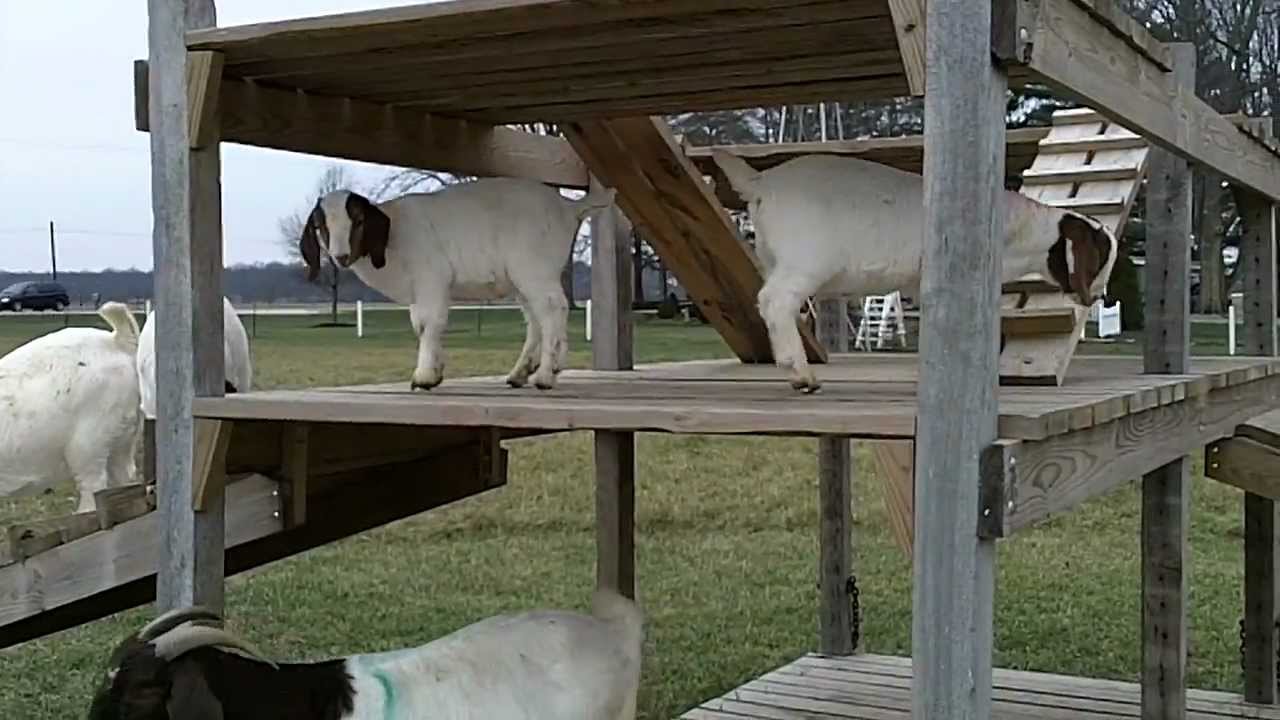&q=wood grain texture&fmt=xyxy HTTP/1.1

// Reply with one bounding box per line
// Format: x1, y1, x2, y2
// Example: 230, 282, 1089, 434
678, 652, 1280, 719
872, 440, 914, 557
565, 116, 824, 364
0, 475, 280, 639
185, 50, 223, 149
134, 62, 589, 189
94, 485, 155, 531
191, 419, 231, 512
816, 298, 852, 655
912, 1, 1004, 717
591, 196, 636, 600
1140, 43, 1194, 720
1025, 0, 1280, 201
886, 0, 925, 94
1234, 120, 1280, 705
